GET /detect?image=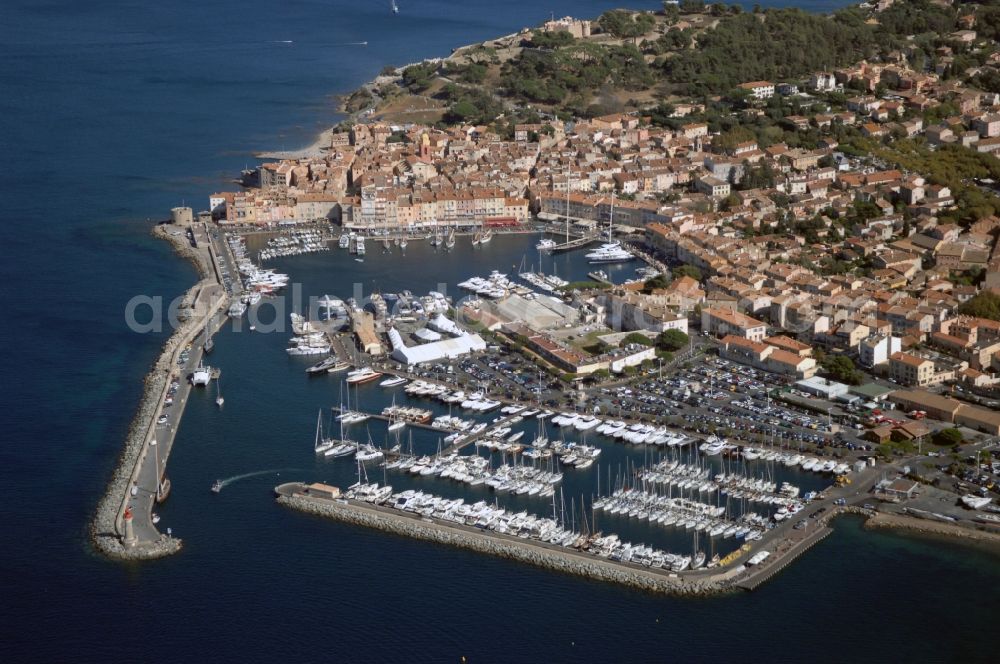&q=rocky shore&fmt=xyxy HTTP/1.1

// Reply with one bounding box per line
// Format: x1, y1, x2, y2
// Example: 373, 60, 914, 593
864, 511, 1000, 550
90, 224, 222, 560
277, 492, 744, 597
